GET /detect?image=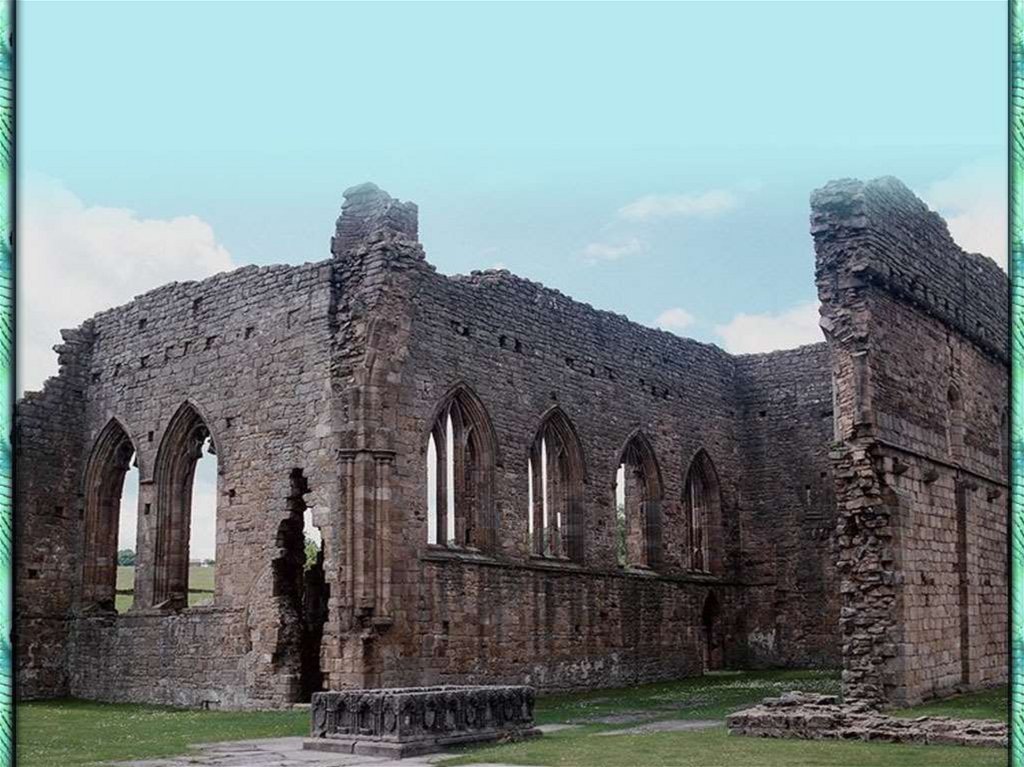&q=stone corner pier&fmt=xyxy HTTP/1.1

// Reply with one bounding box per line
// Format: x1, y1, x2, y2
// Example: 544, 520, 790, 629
304, 685, 542, 758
